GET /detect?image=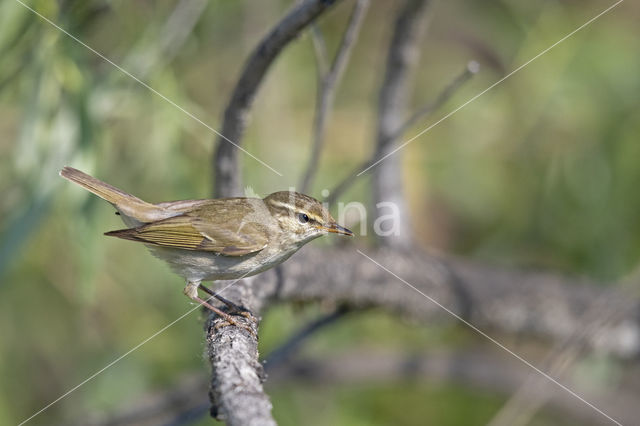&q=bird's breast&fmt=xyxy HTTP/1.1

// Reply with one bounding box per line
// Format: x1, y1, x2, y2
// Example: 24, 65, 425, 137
147, 243, 302, 283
